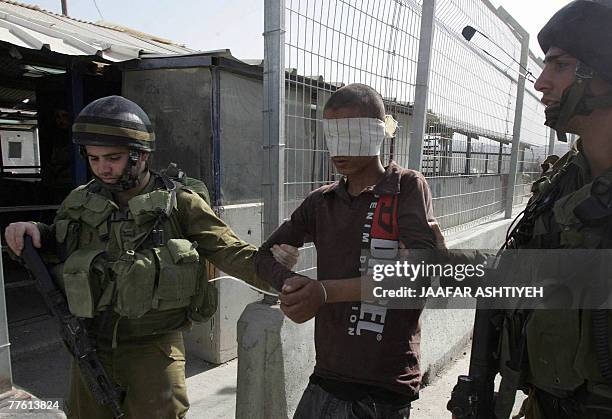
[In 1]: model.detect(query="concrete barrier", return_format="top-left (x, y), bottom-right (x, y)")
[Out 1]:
top-left (236, 301), bottom-right (315, 419)
top-left (235, 211), bottom-right (518, 417)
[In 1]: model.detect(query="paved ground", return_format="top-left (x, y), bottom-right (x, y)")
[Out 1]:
top-left (412, 346), bottom-right (472, 419)
top-left (413, 343), bottom-right (526, 419)
top-left (7, 312), bottom-right (237, 418)
top-left (6, 282), bottom-right (525, 418)
top-left (9, 331), bottom-right (524, 418)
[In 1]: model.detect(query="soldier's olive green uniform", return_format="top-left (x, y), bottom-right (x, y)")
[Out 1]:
top-left (496, 141), bottom-right (612, 419)
top-left (38, 173), bottom-right (266, 419)
top-left (470, 1), bottom-right (612, 416)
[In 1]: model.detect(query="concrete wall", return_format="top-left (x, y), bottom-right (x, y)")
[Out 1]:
top-left (428, 175), bottom-right (508, 230)
top-left (184, 203), bottom-right (266, 364)
top-left (218, 72), bottom-right (264, 204)
top-left (123, 67), bottom-right (214, 189)
top-left (419, 213), bottom-right (515, 384)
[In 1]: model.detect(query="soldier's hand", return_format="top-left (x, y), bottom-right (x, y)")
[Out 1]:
top-left (271, 244), bottom-right (300, 269)
top-left (279, 276), bottom-right (325, 323)
top-left (4, 222), bottom-right (41, 256)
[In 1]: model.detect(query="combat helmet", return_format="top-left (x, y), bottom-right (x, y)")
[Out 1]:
top-left (537, 0), bottom-right (612, 141)
top-left (73, 96), bottom-right (154, 191)
top-left (72, 95), bottom-right (155, 151)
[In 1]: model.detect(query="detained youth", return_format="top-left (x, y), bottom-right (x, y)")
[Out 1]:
top-left (256, 83), bottom-right (444, 419)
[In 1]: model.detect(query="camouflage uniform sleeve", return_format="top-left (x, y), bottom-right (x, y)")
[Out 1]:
top-left (254, 193), bottom-right (314, 291)
top-left (6, 199), bottom-right (70, 264)
top-left (35, 199), bottom-right (75, 262)
top-left (175, 189), bottom-right (268, 289)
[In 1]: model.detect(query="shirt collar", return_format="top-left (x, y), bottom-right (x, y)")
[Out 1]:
top-left (93, 170), bottom-right (156, 201)
top-left (322, 160), bottom-right (403, 199)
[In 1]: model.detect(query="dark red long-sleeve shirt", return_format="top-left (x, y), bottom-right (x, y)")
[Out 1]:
top-left (255, 162), bottom-right (441, 397)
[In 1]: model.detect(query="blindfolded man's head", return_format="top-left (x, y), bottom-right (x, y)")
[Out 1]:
top-left (322, 84), bottom-right (395, 161)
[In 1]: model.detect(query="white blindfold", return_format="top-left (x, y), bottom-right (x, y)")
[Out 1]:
top-left (322, 116), bottom-right (398, 157)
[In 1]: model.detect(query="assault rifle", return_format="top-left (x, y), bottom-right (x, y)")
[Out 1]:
top-left (447, 309), bottom-right (502, 418)
top-left (447, 152), bottom-right (575, 418)
top-left (21, 236), bottom-right (125, 418)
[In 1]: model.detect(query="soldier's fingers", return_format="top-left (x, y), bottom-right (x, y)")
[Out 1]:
top-left (5, 224), bottom-right (23, 255)
top-left (14, 225), bottom-right (25, 254)
top-left (271, 244), bottom-right (298, 269)
top-left (271, 245), bottom-right (291, 264)
top-left (279, 244), bottom-right (299, 257)
top-left (277, 244), bottom-right (299, 269)
top-left (25, 223), bottom-right (41, 248)
top-left (4, 226), bottom-right (17, 255)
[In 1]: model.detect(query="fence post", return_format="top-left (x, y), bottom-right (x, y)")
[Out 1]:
top-left (408, 0), bottom-right (436, 171)
top-left (262, 0), bottom-right (286, 238)
top-left (0, 238), bottom-right (12, 393)
top-left (497, 7), bottom-right (529, 219)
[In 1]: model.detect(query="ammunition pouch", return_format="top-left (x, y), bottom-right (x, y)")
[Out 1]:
top-left (57, 173), bottom-right (218, 323)
top-left (63, 249), bottom-right (106, 318)
top-left (152, 239), bottom-right (199, 311)
top-left (553, 171), bottom-right (612, 248)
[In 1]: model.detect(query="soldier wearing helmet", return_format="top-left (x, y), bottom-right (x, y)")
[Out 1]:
top-left (536, 0), bottom-right (612, 145)
top-left (71, 95), bottom-right (157, 193)
top-left (450, 2), bottom-right (612, 418)
top-left (4, 95), bottom-right (298, 418)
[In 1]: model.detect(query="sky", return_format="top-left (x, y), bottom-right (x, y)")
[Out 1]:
top-left (15, 0), bottom-right (572, 60)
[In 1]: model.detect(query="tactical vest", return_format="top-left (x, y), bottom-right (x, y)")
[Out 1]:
top-left (55, 173), bottom-right (217, 326)
top-left (501, 150), bottom-right (612, 402)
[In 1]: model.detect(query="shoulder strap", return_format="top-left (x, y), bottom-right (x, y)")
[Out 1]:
top-left (83, 179), bottom-right (99, 193)
top-left (360, 194), bottom-right (399, 276)
top-left (159, 163), bottom-right (211, 206)
top-left (177, 177), bottom-right (211, 206)
top-left (572, 170), bottom-right (612, 225)
top-left (504, 150), bottom-right (577, 250)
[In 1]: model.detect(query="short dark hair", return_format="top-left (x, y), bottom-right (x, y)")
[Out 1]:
top-left (323, 83), bottom-right (385, 120)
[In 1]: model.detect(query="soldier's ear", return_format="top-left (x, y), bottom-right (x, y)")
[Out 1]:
top-left (140, 152), bottom-right (150, 162)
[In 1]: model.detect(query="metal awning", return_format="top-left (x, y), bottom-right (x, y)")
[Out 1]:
top-left (0, 0), bottom-right (194, 62)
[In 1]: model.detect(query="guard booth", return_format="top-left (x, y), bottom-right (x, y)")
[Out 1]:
top-left (0, 0), bottom-right (271, 382)
top-left (120, 53), bottom-right (269, 363)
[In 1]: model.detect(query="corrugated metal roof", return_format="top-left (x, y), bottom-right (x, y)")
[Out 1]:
top-left (0, 85), bottom-right (33, 102)
top-left (0, 0), bottom-right (194, 61)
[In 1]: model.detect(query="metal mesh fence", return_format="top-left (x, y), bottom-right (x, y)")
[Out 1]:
top-left (283, 0), bottom-right (422, 216)
top-left (512, 54), bottom-right (551, 208)
top-left (514, 144), bottom-right (547, 207)
top-left (264, 0), bottom-right (552, 273)
top-left (282, 0), bottom-right (423, 275)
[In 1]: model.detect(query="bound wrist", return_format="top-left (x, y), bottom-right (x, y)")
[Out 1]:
top-left (319, 281), bottom-right (328, 304)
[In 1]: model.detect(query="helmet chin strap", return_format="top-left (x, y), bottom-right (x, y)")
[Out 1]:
top-left (547, 62), bottom-right (612, 142)
top-left (94, 150), bottom-right (148, 192)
